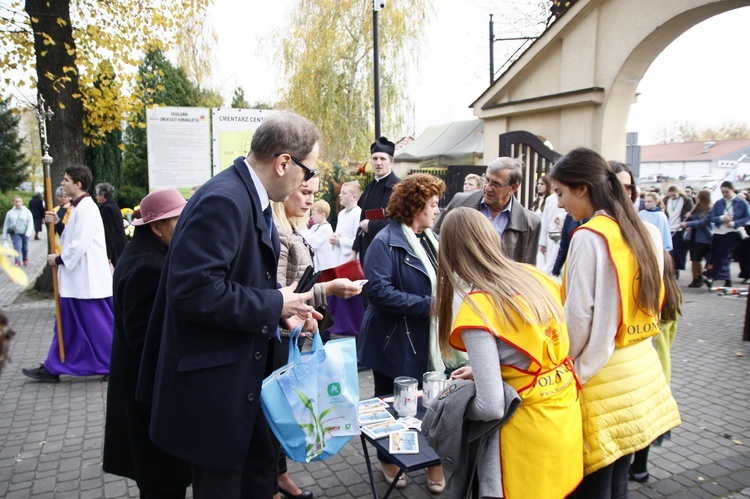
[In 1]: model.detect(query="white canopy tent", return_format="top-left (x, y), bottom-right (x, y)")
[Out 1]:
top-left (395, 120), bottom-right (484, 167)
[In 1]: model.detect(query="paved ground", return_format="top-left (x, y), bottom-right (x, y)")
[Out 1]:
top-left (1, 230), bottom-right (749, 498)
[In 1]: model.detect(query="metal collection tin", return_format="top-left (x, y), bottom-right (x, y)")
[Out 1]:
top-left (393, 376), bottom-right (418, 417)
top-left (422, 371), bottom-right (447, 407)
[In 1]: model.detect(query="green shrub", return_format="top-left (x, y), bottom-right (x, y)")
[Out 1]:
top-left (0, 191), bottom-right (32, 223)
top-left (117, 185), bottom-right (147, 210)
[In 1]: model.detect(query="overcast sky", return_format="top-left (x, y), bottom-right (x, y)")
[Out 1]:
top-left (208, 1), bottom-right (750, 146)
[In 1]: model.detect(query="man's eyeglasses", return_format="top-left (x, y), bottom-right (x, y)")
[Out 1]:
top-left (481, 175), bottom-right (511, 190)
top-left (274, 153), bottom-right (317, 181)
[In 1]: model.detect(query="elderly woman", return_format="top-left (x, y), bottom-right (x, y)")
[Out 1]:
top-left (358, 172), bottom-right (453, 493)
top-left (103, 188), bottom-right (190, 498)
top-left (52, 186), bottom-right (72, 253)
top-left (95, 182), bottom-right (128, 266)
top-left (2, 197), bottom-right (33, 266)
top-left (272, 175), bottom-right (362, 499)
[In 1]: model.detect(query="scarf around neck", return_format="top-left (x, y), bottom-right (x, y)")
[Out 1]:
top-left (400, 223), bottom-right (467, 373)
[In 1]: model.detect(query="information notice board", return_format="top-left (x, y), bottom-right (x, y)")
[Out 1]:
top-left (211, 108), bottom-right (277, 174)
top-left (146, 107), bottom-right (211, 194)
top-left (146, 107), bottom-right (275, 194)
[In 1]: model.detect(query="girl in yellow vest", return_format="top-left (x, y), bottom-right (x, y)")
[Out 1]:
top-left (549, 147), bottom-right (681, 498)
top-left (434, 207), bottom-right (583, 499)
top-left (629, 249), bottom-right (682, 483)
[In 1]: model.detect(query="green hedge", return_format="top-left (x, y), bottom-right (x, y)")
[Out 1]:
top-left (0, 191), bottom-right (33, 224)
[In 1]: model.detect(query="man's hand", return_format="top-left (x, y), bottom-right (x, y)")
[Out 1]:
top-left (44, 211), bottom-right (59, 224)
top-left (284, 312), bottom-right (322, 336)
top-left (329, 233), bottom-right (340, 246)
top-left (279, 283), bottom-right (315, 319)
top-left (47, 254), bottom-right (59, 267)
top-left (540, 245), bottom-right (547, 255)
top-left (359, 219), bottom-right (370, 233)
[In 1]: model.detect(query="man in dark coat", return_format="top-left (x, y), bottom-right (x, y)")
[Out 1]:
top-left (29, 192), bottom-right (45, 240)
top-left (103, 187), bottom-right (190, 497)
top-left (350, 137), bottom-right (401, 264)
top-left (95, 182), bottom-right (128, 266)
top-left (136, 111), bottom-right (322, 498)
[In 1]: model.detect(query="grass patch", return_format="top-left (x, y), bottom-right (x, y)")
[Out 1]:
top-left (17, 287), bottom-right (54, 304)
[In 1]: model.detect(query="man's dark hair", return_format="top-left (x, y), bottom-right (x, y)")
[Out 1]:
top-left (64, 165), bottom-right (93, 191)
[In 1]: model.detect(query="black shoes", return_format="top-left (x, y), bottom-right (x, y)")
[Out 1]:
top-left (725, 280), bottom-right (733, 287)
top-left (704, 277), bottom-right (713, 289)
top-left (688, 278), bottom-right (702, 288)
top-left (22, 364), bottom-right (60, 383)
top-left (278, 485), bottom-right (313, 499)
top-left (628, 469), bottom-right (649, 483)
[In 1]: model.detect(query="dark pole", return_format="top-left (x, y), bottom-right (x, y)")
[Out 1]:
top-left (373, 6), bottom-right (381, 140)
top-left (489, 14), bottom-right (494, 85)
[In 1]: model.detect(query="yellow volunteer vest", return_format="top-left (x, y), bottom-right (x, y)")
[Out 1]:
top-left (564, 214), bottom-right (664, 347)
top-left (52, 205), bottom-right (73, 253)
top-left (450, 268), bottom-right (583, 499)
top-left (562, 215), bottom-right (679, 474)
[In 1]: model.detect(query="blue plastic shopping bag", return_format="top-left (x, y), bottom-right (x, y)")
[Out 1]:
top-left (261, 327), bottom-right (360, 462)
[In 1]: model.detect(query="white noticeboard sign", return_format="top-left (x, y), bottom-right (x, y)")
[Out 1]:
top-left (146, 107), bottom-right (211, 192)
top-left (212, 108), bottom-right (277, 174)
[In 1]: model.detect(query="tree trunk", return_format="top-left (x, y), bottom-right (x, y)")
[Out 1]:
top-left (33, 265), bottom-right (54, 294)
top-left (25, 0), bottom-right (84, 185)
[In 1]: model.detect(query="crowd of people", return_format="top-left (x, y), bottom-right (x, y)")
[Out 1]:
top-left (630, 181), bottom-right (750, 289)
top-left (20, 109), bottom-right (748, 498)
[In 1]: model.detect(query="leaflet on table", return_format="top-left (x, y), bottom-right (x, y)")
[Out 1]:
top-left (359, 408), bottom-right (396, 426)
top-left (399, 416), bottom-right (422, 431)
top-left (389, 431), bottom-right (419, 454)
top-left (359, 397), bottom-right (389, 411)
top-left (358, 397), bottom-right (393, 426)
top-left (360, 419), bottom-right (410, 440)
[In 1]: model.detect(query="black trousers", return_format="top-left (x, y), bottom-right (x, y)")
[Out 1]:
top-left (571, 453), bottom-right (631, 499)
top-left (191, 409), bottom-right (276, 499)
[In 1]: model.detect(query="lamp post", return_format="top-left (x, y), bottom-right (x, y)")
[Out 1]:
top-left (35, 94), bottom-right (65, 363)
top-left (489, 14), bottom-right (494, 85)
top-left (373, 0), bottom-right (385, 140)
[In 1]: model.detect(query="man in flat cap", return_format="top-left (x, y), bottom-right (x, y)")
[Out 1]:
top-left (350, 137), bottom-right (401, 264)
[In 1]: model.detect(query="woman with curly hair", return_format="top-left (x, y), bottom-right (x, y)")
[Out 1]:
top-left (358, 172), bottom-right (458, 494)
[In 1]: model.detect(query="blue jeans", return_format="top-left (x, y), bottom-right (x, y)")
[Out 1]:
top-left (11, 233), bottom-right (28, 264)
